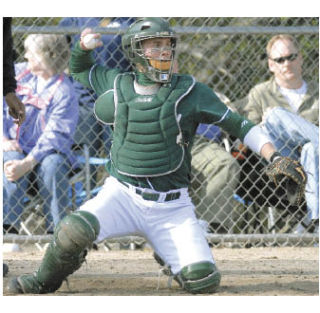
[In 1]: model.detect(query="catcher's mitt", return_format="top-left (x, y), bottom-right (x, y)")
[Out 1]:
top-left (264, 152), bottom-right (307, 206)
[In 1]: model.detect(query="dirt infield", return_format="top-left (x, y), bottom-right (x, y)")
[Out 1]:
top-left (3, 246), bottom-right (319, 296)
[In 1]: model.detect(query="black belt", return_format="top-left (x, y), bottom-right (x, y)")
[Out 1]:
top-left (118, 180), bottom-right (181, 202)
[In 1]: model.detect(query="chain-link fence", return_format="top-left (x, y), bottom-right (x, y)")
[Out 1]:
top-left (3, 17), bottom-right (319, 248)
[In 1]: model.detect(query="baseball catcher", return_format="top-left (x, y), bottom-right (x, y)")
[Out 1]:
top-left (7, 17), bottom-right (304, 295)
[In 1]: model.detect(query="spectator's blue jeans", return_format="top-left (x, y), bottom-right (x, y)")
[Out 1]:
top-left (264, 107), bottom-right (319, 222)
top-left (3, 151), bottom-right (71, 232)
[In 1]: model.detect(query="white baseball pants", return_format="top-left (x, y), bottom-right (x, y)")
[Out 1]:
top-left (79, 176), bottom-right (215, 275)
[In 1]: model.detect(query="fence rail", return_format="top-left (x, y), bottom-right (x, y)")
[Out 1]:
top-left (4, 233), bottom-right (319, 246)
top-left (13, 25), bottom-right (319, 35)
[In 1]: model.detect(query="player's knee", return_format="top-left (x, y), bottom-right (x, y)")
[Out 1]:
top-left (54, 210), bottom-right (100, 253)
top-left (175, 261), bottom-right (221, 294)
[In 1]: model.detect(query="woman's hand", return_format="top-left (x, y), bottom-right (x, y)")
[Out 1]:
top-left (4, 155), bottom-right (37, 181)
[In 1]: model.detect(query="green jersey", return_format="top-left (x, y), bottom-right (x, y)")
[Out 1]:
top-left (70, 42), bottom-right (255, 191)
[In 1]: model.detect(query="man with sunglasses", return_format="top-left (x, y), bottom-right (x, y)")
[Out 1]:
top-left (236, 34), bottom-right (319, 234)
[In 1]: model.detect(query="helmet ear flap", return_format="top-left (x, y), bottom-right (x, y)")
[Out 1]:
top-left (128, 48), bottom-right (135, 59)
top-left (124, 39), bottom-right (140, 61)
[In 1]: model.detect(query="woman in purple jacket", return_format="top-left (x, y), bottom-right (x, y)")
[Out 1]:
top-left (3, 33), bottom-right (79, 234)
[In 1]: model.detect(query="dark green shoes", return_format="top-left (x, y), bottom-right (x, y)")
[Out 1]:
top-left (7, 273), bottom-right (63, 294)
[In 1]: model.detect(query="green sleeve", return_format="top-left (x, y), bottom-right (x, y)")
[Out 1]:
top-left (69, 41), bottom-right (122, 97)
top-left (219, 110), bottom-right (255, 142)
top-left (69, 41), bottom-right (96, 90)
top-left (191, 82), bottom-right (256, 141)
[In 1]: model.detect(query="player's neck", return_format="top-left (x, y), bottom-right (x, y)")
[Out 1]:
top-left (134, 79), bottom-right (160, 95)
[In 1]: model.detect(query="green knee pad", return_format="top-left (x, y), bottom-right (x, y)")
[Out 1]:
top-left (54, 210), bottom-right (100, 253)
top-left (175, 261), bottom-right (221, 294)
top-left (36, 211), bottom-right (100, 290)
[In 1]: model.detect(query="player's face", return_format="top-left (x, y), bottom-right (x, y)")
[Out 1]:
top-left (141, 37), bottom-right (173, 71)
top-left (141, 37), bottom-right (173, 59)
top-left (268, 39), bottom-right (303, 86)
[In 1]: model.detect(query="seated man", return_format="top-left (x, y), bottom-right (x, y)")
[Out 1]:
top-left (3, 33), bottom-right (79, 234)
top-left (233, 34), bottom-right (318, 233)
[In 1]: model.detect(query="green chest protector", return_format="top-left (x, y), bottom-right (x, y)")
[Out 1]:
top-left (110, 73), bottom-right (195, 177)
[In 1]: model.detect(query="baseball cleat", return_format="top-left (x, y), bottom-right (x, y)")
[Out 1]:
top-left (7, 273), bottom-right (63, 294)
top-left (7, 274), bottom-right (40, 294)
top-left (7, 274), bottom-right (44, 294)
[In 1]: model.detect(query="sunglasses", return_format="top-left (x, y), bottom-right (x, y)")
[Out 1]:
top-left (270, 53), bottom-right (298, 64)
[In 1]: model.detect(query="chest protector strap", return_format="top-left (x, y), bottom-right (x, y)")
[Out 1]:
top-left (111, 73), bottom-right (195, 177)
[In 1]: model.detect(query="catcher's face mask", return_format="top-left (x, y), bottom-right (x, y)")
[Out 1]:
top-left (122, 17), bottom-right (177, 83)
top-left (136, 36), bottom-right (176, 81)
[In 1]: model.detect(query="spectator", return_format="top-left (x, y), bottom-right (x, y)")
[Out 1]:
top-left (59, 17), bottom-right (135, 188)
top-left (234, 34), bottom-right (319, 233)
top-left (190, 94), bottom-right (240, 233)
top-left (3, 33), bottom-right (79, 235)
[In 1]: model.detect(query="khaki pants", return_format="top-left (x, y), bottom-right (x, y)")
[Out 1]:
top-left (190, 136), bottom-right (240, 230)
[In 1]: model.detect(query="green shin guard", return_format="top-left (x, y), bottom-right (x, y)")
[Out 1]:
top-left (8, 211), bottom-right (100, 294)
top-left (175, 262), bottom-right (221, 294)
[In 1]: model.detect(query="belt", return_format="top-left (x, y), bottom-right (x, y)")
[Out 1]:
top-left (118, 180), bottom-right (181, 202)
